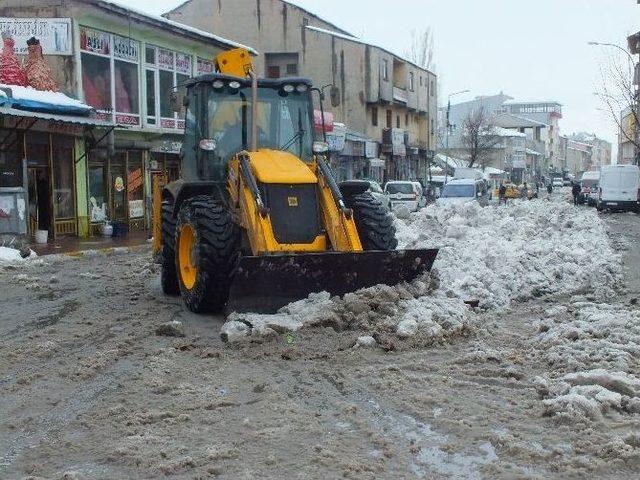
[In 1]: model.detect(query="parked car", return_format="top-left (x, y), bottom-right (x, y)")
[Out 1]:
top-left (552, 178), bottom-right (564, 189)
top-left (384, 181), bottom-right (423, 212)
top-left (412, 181), bottom-right (428, 208)
top-left (437, 179), bottom-right (490, 206)
top-left (365, 180), bottom-right (391, 210)
top-left (597, 164), bottom-right (640, 212)
top-left (579, 171), bottom-right (600, 206)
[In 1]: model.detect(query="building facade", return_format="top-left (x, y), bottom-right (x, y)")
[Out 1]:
top-left (165, 0), bottom-right (438, 183)
top-left (0, 0), bottom-right (246, 239)
top-left (618, 107), bottom-right (637, 165)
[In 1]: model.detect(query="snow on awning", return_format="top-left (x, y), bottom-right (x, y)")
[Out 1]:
top-left (0, 106), bottom-right (114, 128)
top-left (526, 148), bottom-right (543, 156)
top-left (0, 84), bottom-right (93, 116)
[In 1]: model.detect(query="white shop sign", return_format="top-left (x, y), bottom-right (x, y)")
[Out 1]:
top-left (0, 18), bottom-right (72, 55)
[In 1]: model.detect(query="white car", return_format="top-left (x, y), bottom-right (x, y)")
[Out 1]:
top-left (552, 178), bottom-right (564, 189)
top-left (436, 179), bottom-right (490, 206)
top-left (597, 164), bottom-right (640, 212)
top-left (384, 181), bottom-right (423, 212)
top-left (366, 180), bottom-right (391, 210)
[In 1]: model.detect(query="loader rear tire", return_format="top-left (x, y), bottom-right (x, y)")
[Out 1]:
top-left (345, 192), bottom-right (398, 251)
top-left (160, 202), bottom-right (180, 295)
top-left (175, 196), bottom-right (240, 313)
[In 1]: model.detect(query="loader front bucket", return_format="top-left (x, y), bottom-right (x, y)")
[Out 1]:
top-left (226, 248), bottom-right (439, 314)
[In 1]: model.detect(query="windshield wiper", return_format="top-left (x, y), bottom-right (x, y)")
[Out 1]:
top-left (280, 108), bottom-right (305, 153)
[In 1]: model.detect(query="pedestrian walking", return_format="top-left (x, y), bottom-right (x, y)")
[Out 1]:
top-left (498, 182), bottom-right (507, 205)
top-left (547, 183), bottom-right (553, 200)
top-left (572, 182), bottom-right (581, 206)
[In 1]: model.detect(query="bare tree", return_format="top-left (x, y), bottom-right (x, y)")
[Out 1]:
top-left (461, 106), bottom-right (502, 168)
top-left (595, 47), bottom-right (639, 162)
top-left (406, 28), bottom-right (435, 71)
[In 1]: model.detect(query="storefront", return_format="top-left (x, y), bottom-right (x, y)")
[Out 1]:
top-left (0, 107), bottom-right (111, 242)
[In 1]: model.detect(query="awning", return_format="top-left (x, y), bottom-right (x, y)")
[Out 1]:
top-left (0, 106), bottom-right (114, 128)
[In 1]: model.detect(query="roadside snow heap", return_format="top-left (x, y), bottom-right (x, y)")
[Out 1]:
top-left (0, 246), bottom-right (35, 264)
top-left (533, 301), bottom-right (640, 422)
top-left (396, 198), bottom-right (621, 309)
top-left (221, 198), bottom-right (622, 344)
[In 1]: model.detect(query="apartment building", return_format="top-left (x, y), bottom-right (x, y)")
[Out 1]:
top-left (165, 0), bottom-right (438, 182)
top-left (569, 132), bottom-right (612, 168)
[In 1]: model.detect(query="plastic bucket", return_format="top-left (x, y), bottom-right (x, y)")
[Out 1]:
top-left (35, 230), bottom-right (48, 244)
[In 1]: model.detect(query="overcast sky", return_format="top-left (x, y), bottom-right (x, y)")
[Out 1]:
top-left (123, 0), bottom-right (638, 155)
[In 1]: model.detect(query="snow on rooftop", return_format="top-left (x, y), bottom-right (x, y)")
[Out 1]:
top-left (98, 0), bottom-right (257, 54)
top-left (491, 126), bottom-right (526, 138)
top-left (0, 84), bottom-right (92, 111)
top-left (503, 99), bottom-right (562, 106)
top-left (305, 25), bottom-right (433, 73)
top-left (526, 148), bottom-right (543, 156)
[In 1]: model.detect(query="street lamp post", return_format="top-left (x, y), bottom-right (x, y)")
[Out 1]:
top-left (445, 89), bottom-right (470, 181)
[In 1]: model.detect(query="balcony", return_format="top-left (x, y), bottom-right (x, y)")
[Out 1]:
top-left (393, 86), bottom-right (407, 104)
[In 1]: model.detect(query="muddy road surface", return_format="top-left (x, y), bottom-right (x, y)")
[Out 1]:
top-left (1, 210), bottom-right (639, 479)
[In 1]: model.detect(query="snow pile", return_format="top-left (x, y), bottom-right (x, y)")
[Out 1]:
top-left (533, 302), bottom-right (640, 422)
top-left (395, 199), bottom-right (621, 309)
top-left (222, 276), bottom-right (472, 345)
top-left (0, 246), bottom-right (35, 264)
top-left (0, 83), bottom-right (91, 111)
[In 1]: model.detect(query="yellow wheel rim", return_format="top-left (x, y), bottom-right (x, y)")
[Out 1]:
top-left (178, 224), bottom-right (197, 290)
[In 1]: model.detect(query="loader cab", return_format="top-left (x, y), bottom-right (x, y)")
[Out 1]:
top-left (182, 74), bottom-right (316, 184)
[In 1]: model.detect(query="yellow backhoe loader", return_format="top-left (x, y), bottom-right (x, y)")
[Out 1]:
top-left (153, 48), bottom-right (438, 313)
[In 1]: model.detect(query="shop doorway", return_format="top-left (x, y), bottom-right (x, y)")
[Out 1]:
top-left (27, 167), bottom-right (52, 239)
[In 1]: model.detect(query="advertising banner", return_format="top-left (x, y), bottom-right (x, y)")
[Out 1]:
top-left (0, 18), bottom-right (72, 55)
top-left (80, 27), bottom-right (110, 55)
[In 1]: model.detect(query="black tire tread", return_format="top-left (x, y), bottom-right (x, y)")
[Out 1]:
top-left (176, 195), bottom-right (239, 313)
top-left (344, 192), bottom-right (398, 251)
top-left (160, 202), bottom-right (180, 295)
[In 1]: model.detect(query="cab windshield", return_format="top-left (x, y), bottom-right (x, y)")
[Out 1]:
top-left (442, 184), bottom-right (475, 198)
top-left (196, 84), bottom-right (314, 179)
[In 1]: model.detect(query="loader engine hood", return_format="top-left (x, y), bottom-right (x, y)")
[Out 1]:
top-left (248, 149), bottom-right (317, 184)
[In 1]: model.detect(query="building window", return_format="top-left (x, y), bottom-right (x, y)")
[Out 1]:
top-left (80, 27), bottom-right (141, 126)
top-left (405, 113), bottom-right (409, 126)
top-left (386, 109), bottom-right (392, 128)
top-left (267, 66), bottom-right (280, 78)
top-left (431, 119), bottom-right (435, 135)
top-left (396, 115), bottom-right (400, 128)
top-left (286, 63), bottom-right (298, 76)
top-left (430, 80), bottom-right (434, 96)
top-left (372, 107), bottom-right (378, 126)
top-left (382, 59), bottom-right (388, 81)
top-left (127, 151), bottom-right (144, 219)
top-left (146, 45), bottom-right (193, 130)
top-left (420, 76), bottom-right (423, 87)
top-left (409, 72), bottom-right (414, 92)
top-left (0, 131), bottom-right (24, 188)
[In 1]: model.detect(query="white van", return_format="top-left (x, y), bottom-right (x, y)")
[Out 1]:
top-left (436, 179), bottom-right (489, 207)
top-left (384, 181), bottom-right (423, 211)
top-left (597, 165), bottom-right (640, 212)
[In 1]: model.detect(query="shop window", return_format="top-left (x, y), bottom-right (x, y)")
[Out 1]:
top-left (51, 136), bottom-right (75, 219)
top-left (81, 53), bottom-right (111, 112)
top-left (89, 163), bottom-right (107, 222)
top-left (0, 131), bottom-right (24, 188)
top-left (146, 45), bottom-right (193, 130)
top-left (80, 27), bottom-right (141, 125)
top-left (146, 69), bottom-right (156, 125)
top-left (127, 151), bottom-right (144, 219)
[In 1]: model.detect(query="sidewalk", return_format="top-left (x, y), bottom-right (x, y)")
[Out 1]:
top-left (31, 230), bottom-right (150, 256)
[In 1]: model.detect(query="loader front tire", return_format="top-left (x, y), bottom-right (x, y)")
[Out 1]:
top-left (175, 196), bottom-right (239, 313)
top-left (345, 192), bottom-right (398, 251)
top-left (160, 202), bottom-right (180, 295)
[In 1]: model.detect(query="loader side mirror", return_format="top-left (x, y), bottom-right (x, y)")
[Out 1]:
top-left (330, 86), bottom-right (340, 107)
top-left (199, 139), bottom-right (217, 151)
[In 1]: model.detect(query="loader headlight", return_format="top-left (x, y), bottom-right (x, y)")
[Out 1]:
top-left (212, 80), bottom-right (225, 89)
top-left (228, 81), bottom-right (241, 89)
top-left (283, 84), bottom-right (295, 93)
top-left (296, 84), bottom-right (308, 93)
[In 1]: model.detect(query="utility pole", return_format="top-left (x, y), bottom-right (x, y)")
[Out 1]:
top-left (445, 89), bottom-right (470, 181)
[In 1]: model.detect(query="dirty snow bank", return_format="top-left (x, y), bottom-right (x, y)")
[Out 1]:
top-left (533, 301), bottom-right (640, 422)
top-left (396, 199), bottom-right (621, 309)
top-left (0, 246), bottom-right (36, 264)
top-left (222, 275), bottom-right (472, 345)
